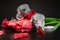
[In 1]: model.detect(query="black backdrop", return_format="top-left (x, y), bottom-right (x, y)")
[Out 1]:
top-left (0, 0), bottom-right (60, 40)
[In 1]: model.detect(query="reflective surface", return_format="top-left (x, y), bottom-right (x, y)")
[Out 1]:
top-left (0, 28), bottom-right (58, 40)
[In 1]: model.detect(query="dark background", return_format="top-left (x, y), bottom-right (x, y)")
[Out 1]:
top-left (0, 0), bottom-right (60, 40)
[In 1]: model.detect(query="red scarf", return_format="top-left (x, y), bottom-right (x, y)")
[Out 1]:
top-left (24, 10), bottom-right (36, 20)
